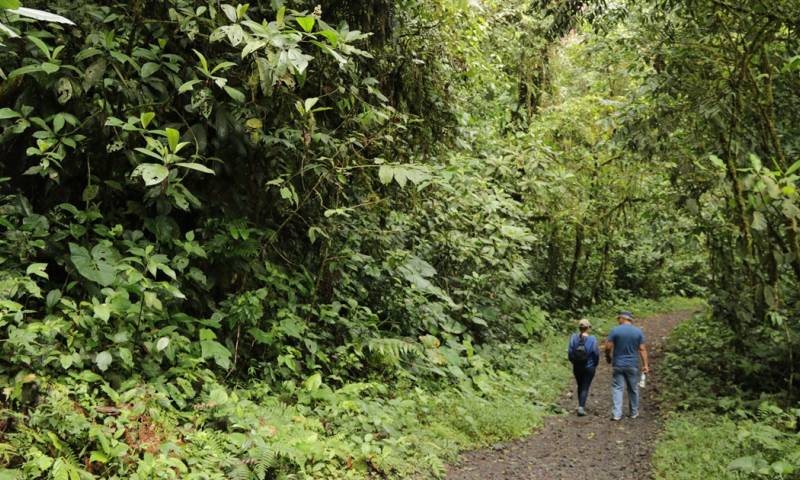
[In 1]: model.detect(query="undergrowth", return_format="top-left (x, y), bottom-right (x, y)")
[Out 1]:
top-left (0, 298), bottom-right (685, 479)
top-left (654, 312), bottom-right (800, 480)
top-left (0, 328), bottom-right (570, 479)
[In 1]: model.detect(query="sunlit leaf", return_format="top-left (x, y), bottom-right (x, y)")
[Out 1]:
top-left (132, 163), bottom-right (169, 186)
top-left (95, 351), bottom-right (112, 371)
top-left (296, 16), bottom-right (315, 32)
top-left (26, 262), bottom-right (48, 279)
top-left (10, 7), bottom-right (74, 25)
top-left (175, 162), bottom-right (215, 175)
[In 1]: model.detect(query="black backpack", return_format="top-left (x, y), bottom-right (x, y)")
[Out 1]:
top-left (573, 334), bottom-right (589, 364)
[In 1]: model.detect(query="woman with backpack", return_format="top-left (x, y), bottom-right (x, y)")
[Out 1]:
top-left (567, 318), bottom-right (600, 416)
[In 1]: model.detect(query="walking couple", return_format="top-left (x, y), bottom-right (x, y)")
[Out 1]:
top-left (566, 311), bottom-right (650, 420)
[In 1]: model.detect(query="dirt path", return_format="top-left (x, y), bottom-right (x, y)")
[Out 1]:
top-left (446, 310), bottom-right (696, 480)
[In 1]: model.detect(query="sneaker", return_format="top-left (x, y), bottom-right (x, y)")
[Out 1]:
top-left (630, 412), bottom-right (639, 419)
top-left (577, 407), bottom-right (586, 416)
top-left (611, 416), bottom-right (622, 421)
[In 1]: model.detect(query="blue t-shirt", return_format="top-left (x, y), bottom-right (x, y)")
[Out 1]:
top-left (608, 323), bottom-right (646, 368)
top-left (567, 334), bottom-right (600, 369)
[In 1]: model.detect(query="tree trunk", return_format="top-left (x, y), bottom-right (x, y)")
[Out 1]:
top-left (565, 223), bottom-right (584, 306)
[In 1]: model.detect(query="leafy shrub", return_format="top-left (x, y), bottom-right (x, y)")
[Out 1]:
top-left (656, 311), bottom-right (800, 480)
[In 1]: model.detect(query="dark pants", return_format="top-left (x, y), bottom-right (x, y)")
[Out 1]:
top-left (573, 365), bottom-right (596, 408)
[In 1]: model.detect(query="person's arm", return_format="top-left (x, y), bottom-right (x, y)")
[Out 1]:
top-left (639, 343), bottom-right (650, 374)
top-left (604, 339), bottom-right (614, 364)
top-left (591, 336), bottom-right (600, 366)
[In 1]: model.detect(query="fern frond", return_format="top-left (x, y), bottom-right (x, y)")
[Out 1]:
top-left (249, 444), bottom-right (276, 479)
top-left (367, 337), bottom-right (423, 365)
top-left (227, 462), bottom-right (252, 480)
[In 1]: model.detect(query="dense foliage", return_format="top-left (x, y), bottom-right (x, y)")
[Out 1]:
top-left (0, 0), bottom-right (796, 477)
top-left (656, 312), bottom-right (800, 479)
top-left (618, 0), bottom-right (800, 398)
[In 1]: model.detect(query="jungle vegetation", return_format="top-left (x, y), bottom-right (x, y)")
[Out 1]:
top-left (0, 0), bottom-right (797, 478)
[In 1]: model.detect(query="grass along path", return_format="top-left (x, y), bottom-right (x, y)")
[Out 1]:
top-left (445, 309), bottom-right (700, 480)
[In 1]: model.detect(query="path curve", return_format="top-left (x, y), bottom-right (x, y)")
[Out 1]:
top-left (446, 310), bottom-right (696, 480)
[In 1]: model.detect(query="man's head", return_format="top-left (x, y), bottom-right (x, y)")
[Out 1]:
top-left (578, 318), bottom-right (592, 332)
top-left (617, 311), bottom-right (634, 324)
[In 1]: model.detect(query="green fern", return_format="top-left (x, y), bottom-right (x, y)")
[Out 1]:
top-left (226, 463), bottom-right (252, 480)
top-left (225, 441), bottom-right (276, 480)
top-left (367, 337), bottom-right (423, 365)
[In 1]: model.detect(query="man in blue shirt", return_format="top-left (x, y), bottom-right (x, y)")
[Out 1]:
top-left (605, 311), bottom-right (650, 420)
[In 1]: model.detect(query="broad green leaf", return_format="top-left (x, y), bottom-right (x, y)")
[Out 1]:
top-left (201, 340), bottom-right (231, 369)
top-left (319, 29), bottom-right (338, 46)
top-left (95, 351), bottom-right (113, 371)
top-left (192, 49), bottom-right (209, 73)
top-left (199, 328), bottom-right (216, 341)
top-left (221, 24), bottom-right (245, 46)
top-left (75, 46), bottom-right (102, 62)
top-left (749, 153), bottom-right (762, 172)
top-left (304, 97), bottom-right (319, 112)
top-left (223, 86), bottom-right (245, 103)
top-left (93, 303), bottom-right (111, 321)
top-left (771, 461), bottom-right (795, 475)
top-left (242, 40), bottom-right (266, 58)
top-left (131, 163), bottom-right (169, 186)
top-left (40, 62), bottom-right (59, 74)
top-left (141, 62), bottom-right (160, 78)
top-left (178, 79), bottom-right (201, 93)
top-left (165, 128), bottom-right (180, 152)
top-left (296, 16), bottom-right (315, 32)
top-left (785, 159), bottom-right (800, 176)
top-left (210, 61), bottom-right (236, 75)
top-left (394, 168), bottom-right (408, 187)
top-left (378, 165), bottom-right (393, 185)
top-left (46, 289), bottom-right (61, 309)
top-left (134, 147), bottom-right (164, 162)
top-left (118, 347), bottom-right (133, 366)
top-left (8, 64), bottom-right (41, 78)
top-left (140, 111), bottom-right (155, 128)
top-left (245, 118), bottom-right (262, 129)
top-left (81, 183), bottom-right (98, 201)
top-left (286, 47), bottom-right (311, 73)
top-left (176, 162), bottom-right (215, 174)
top-left (304, 372), bottom-right (322, 391)
top-left (89, 451), bottom-right (109, 464)
top-left (9, 7), bottom-right (74, 25)
top-left (208, 386), bottom-right (228, 405)
top-left (26, 262), bottom-right (48, 279)
top-left (69, 243), bottom-right (116, 286)
top-left (0, 21), bottom-right (19, 38)
top-left (144, 291), bottom-right (162, 311)
top-left (276, 6), bottom-right (286, 26)
top-left (26, 35), bottom-right (51, 59)
top-left (156, 336), bottom-right (170, 351)
top-left (173, 141), bottom-right (191, 154)
top-left (0, 108), bottom-right (20, 120)
top-left (220, 4), bottom-right (237, 22)
top-left (471, 316), bottom-right (489, 327)
top-left (53, 113), bottom-right (65, 133)
top-left (0, 0), bottom-right (21, 9)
